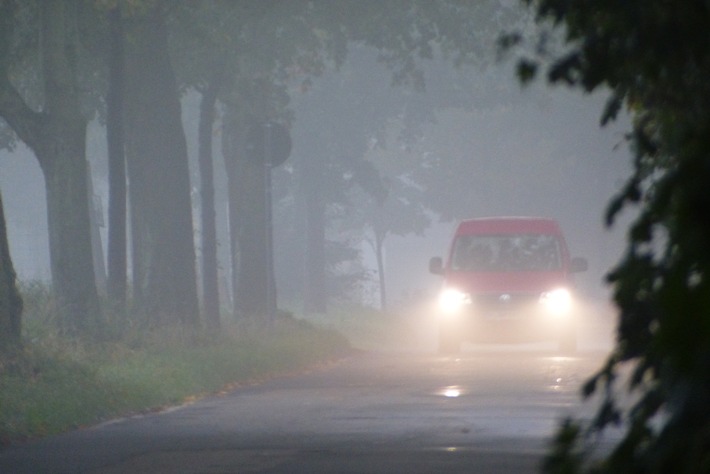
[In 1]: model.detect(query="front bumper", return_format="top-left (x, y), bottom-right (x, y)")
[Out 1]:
top-left (437, 290), bottom-right (576, 343)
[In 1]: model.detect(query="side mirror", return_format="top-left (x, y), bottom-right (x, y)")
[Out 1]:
top-left (570, 257), bottom-right (588, 273)
top-left (429, 256), bottom-right (444, 275)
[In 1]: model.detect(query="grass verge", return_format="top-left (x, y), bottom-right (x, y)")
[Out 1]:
top-left (294, 302), bottom-right (435, 352)
top-left (0, 318), bottom-right (351, 445)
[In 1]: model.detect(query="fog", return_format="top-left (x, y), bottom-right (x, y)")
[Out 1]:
top-left (0, 27), bottom-right (632, 317)
top-left (381, 82), bottom-right (632, 307)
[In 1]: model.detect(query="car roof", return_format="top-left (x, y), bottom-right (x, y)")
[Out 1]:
top-left (455, 216), bottom-right (562, 235)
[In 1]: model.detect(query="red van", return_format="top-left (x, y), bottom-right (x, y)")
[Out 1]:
top-left (429, 217), bottom-right (587, 353)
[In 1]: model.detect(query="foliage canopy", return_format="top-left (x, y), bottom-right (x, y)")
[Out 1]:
top-left (510, 0), bottom-right (710, 472)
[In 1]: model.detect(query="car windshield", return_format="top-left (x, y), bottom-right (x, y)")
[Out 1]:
top-left (450, 233), bottom-right (562, 272)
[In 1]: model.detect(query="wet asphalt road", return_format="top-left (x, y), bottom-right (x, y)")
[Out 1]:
top-left (0, 345), bottom-right (611, 474)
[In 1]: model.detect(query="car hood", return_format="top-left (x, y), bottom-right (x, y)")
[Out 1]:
top-left (444, 270), bottom-right (568, 294)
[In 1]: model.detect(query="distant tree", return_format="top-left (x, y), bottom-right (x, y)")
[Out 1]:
top-left (195, 68), bottom-right (225, 331)
top-left (0, 190), bottom-right (21, 352)
top-left (222, 98), bottom-right (274, 319)
top-left (170, 1), bottom-right (330, 322)
top-left (221, 80), bottom-right (292, 319)
top-left (289, 46), bottom-right (460, 314)
top-left (289, 48), bottom-right (400, 314)
top-left (507, 1), bottom-right (710, 472)
top-left (168, 1), bottom-right (239, 328)
top-left (345, 121), bottom-right (431, 311)
top-left (165, 1), bottom-right (523, 320)
top-left (123, 2), bottom-right (198, 327)
top-left (0, 0), bottom-right (101, 336)
top-left (105, 4), bottom-right (127, 314)
top-left (289, 49), bottom-right (501, 312)
top-left (290, 1), bottom-right (525, 313)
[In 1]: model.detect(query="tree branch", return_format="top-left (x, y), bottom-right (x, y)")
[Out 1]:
top-left (0, 0), bottom-right (43, 154)
top-left (0, 77), bottom-right (44, 153)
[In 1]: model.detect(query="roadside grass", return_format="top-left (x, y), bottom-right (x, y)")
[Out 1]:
top-left (0, 283), bottom-right (351, 445)
top-left (294, 302), bottom-right (436, 352)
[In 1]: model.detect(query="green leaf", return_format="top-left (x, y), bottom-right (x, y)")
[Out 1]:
top-left (516, 58), bottom-right (538, 84)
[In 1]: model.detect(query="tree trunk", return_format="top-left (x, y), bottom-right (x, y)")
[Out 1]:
top-left (302, 155), bottom-right (327, 314)
top-left (87, 163), bottom-right (107, 295)
top-left (123, 3), bottom-right (198, 327)
top-left (198, 70), bottom-right (224, 331)
top-left (373, 229), bottom-right (387, 312)
top-left (222, 117), bottom-right (240, 316)
top-left (0, 1), bottom-right (100, 337)
top-left (40, 0), bottom-right (101, 336)
top-left (222, 109), bottom-right (270, 319)
top-left (0, 191), bottom-right (22, 352)
top-left (39, 120), bottom-right (100, 335)
top-left (106, 5), bottom-right (127, 312)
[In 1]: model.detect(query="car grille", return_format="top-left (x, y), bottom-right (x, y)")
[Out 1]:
top-left (472, 293), bottom-right (539, 318)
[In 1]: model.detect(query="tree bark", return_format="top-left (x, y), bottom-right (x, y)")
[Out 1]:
top-left (0, 190), bottom-right (22, 352)
top-left (302, 155), bottom-right (327, 314)
top-left (123, 2), bottom-right (199, 327)
top-left (87, 163), bottom-right (107, 295)
top-left (373, 228), bottom-right (387, 312)
top-left (222, 108), bottom-right (270, 319)
top-left (222, 115), bottom-right (240, 317)
top-left (198, 70), bottom-right (224, 331)
top-left (0, 0), bottom-right (100, 337)
top-left (106, 5), bottom-right (127, 312)
top-left (39, 115), bottom-right (99, 335)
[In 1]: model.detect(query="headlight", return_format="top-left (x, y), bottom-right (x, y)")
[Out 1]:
top-left (438, 288), bottom-right (471, 314)
top-left (540, 288), bottom-right (572, 315)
